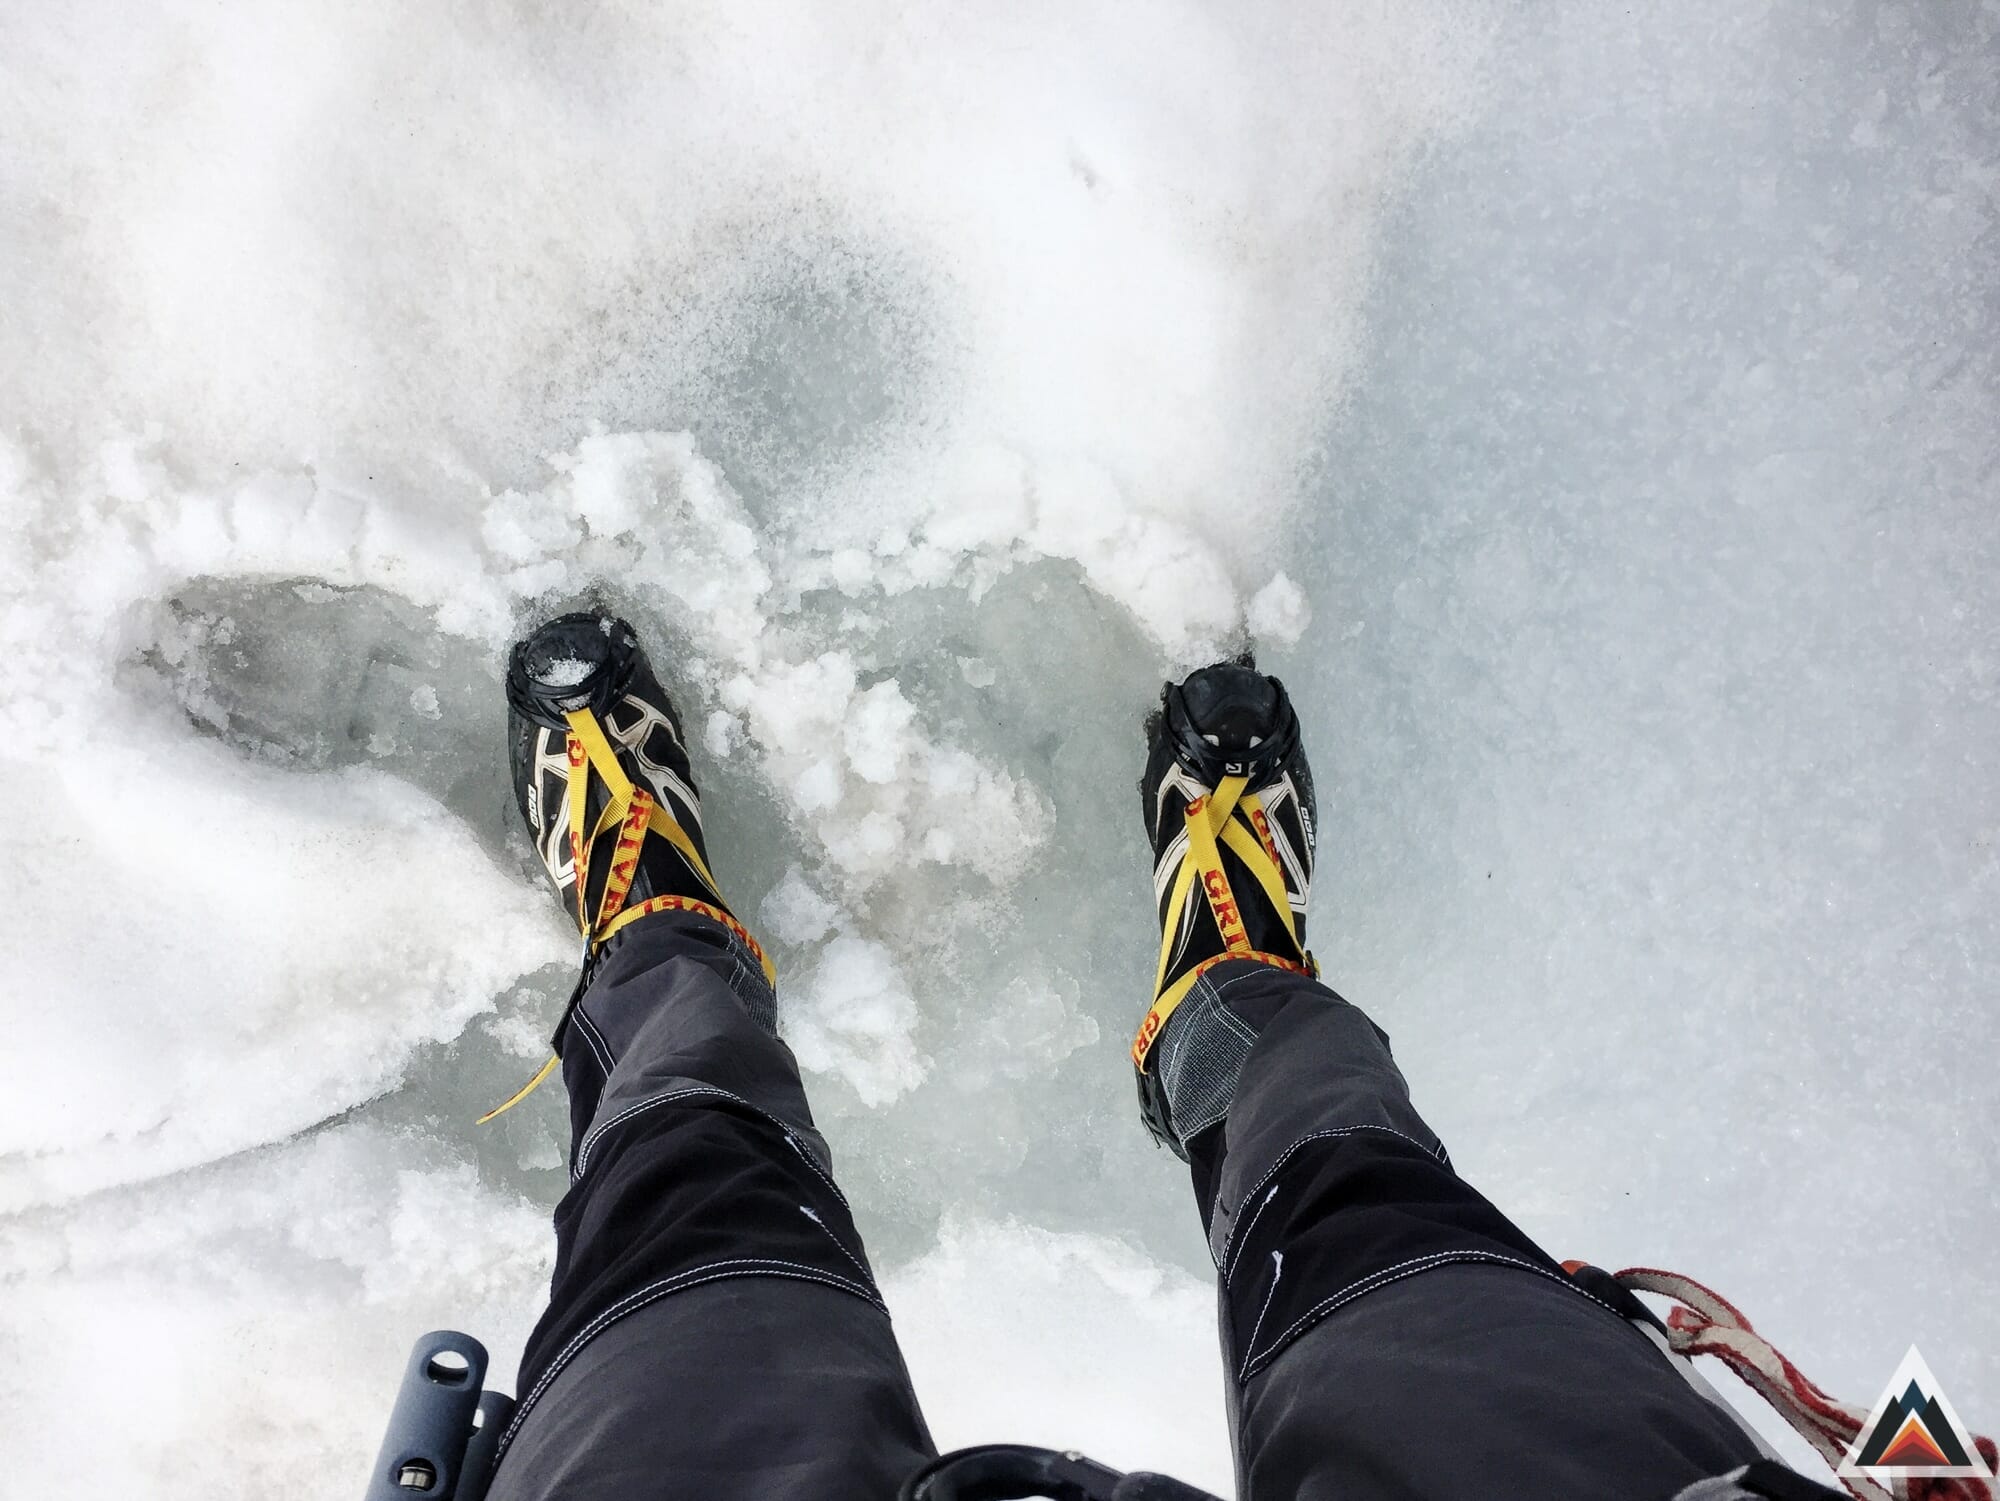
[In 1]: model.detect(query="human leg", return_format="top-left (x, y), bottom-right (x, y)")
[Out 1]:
top-left (1171, 965), bottom-right (1762, 1501)
top-left (484, 614), bottom-right (933, 1501)
top-left (1134, 664), bottom-right (1763, 1501)
top-left (485, 913), bottom-right (933, 1501)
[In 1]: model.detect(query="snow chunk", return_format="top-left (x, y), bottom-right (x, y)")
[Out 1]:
top-left (761, 866), bottom-right (841, 946)
top-left (482, 490), bottom-right (581, 565)
top-left (962, 975), bottom-right (1100, 1081)
top-left (533, 656), bottom-right (595, 688)
top-left (844, 680), bottom-right (918, 784)
top-left (1247, 571), bottom-right (1311, 647)
top-left (792, 759), bottom-right (843, 813)
top-left (703, 709), bottom-right (741, 758)
top-left (785, 935), bottom-right (926, 1106)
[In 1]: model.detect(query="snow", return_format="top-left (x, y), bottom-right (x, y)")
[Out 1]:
top-left (786, 933), bottom-right (928, 1108)
top-left (528, 657), bottom-right (595, 689)
top-left (760, 865), bottom-right (842, 947)
top-left (885, 1216), bottom-right (1230, 1495)
top-left (2, 0), bottom-right (1995, 1497)
top-left (1245, 572), bottom-right (1311, 651)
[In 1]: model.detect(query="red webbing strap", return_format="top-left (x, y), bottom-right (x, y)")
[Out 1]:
top-left (1613, 1267), bottom-right (1996, 1501)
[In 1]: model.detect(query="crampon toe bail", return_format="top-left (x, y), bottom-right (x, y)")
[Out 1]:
top-left (505, 612), bottom-right (641, 730)
top-left (1162, 660), bottom-right (1303, 788)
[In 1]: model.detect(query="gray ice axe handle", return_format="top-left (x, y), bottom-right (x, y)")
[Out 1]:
top-left (365, 1331), bottom-right (517, 1501)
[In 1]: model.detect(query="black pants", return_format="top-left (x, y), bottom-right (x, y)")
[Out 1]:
top-left (484, 913), bottom-right (1762, 1501)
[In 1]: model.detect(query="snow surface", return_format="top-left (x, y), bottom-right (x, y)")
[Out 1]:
top-left (2, 1), bottom-right (1995, 1496)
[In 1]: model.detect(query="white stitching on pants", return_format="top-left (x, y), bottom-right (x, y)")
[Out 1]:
top-left (798, 1205), bottom-right (872, 1281)
top-left (1237, 1250), bottom-right (1625, 1382)
top-left (1214, 1003), bottom-right (1259, 1047)
top-left (568, 1008), bottom-right (614, 1074)
top-left (571, 1008), bottom-right (617, 1073)
top-left (1200, 967), bottom-right (1264, 1043)
top-left (493, 1259), bottom-right (886, 1461)
top-left (718, 942), bottom-right (776, 1016)
top-left (1216, 1124), bottom-right (1451, 1277)
top-left (784, 1130), bottom-right (852, 1211)
top-left (1224, 1183), bottom-right (1284, 1285)
top-left (1160, 974), bottom-right (1254, 1100)
top-left (572, 1085), bottom-right (748, 1180)
top-left (1243, 1251), bottom-right (1285, 1365)
top-left (1208, 964), bottom-right (1295, 1021)
top-left (512, 1257), bottom-right (880, 1428)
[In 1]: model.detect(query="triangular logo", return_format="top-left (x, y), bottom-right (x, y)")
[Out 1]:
top-left (1839, 1346), bottom-right (1993, 1480)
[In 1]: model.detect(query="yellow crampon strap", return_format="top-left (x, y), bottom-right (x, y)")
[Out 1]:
top-left (476, 1055), bottom-right (560, 1126)
top-left (563, 708), bottom-right (729, 933)
top-left (480, 707), bottom-right (772, 1124)
top-left (595, 787), bottom-right (654, 930)
top-left (1133, 774), bottom-right (1313, 1073)
top-left (566, 709), bottom-right (728, 917)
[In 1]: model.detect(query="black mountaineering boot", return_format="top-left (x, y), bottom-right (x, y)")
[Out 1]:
top-left (506, 610), bottom-right (762, 950)
top-left (484, 611), bottom-right (772, 1121)
top-left (1134, 659), bottom-right (1318, 1145)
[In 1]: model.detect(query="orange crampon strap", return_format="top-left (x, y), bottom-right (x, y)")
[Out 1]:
top-left (1132, 772), bottom-right (1314, 1073)
top-left (601, 893), bottom-right (775, 986)
top-left (480, 706), bottom-right (776, 1124)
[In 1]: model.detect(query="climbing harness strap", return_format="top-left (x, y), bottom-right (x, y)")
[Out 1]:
top-left (1133, 773), bottom-right (1315, 1073)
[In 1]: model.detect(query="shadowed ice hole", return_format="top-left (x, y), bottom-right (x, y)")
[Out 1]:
top-left (130, 566), bottom-right (1229, 1273)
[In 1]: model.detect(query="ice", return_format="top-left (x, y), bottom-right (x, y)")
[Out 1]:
top-left (3, 0), bottom-right (1995, 1496)
top-left (885, 1216), bottom-right (1231, 1496)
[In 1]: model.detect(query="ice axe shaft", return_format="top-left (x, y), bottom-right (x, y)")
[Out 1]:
top-left (364, 1331), bottom-right (516, 1501)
